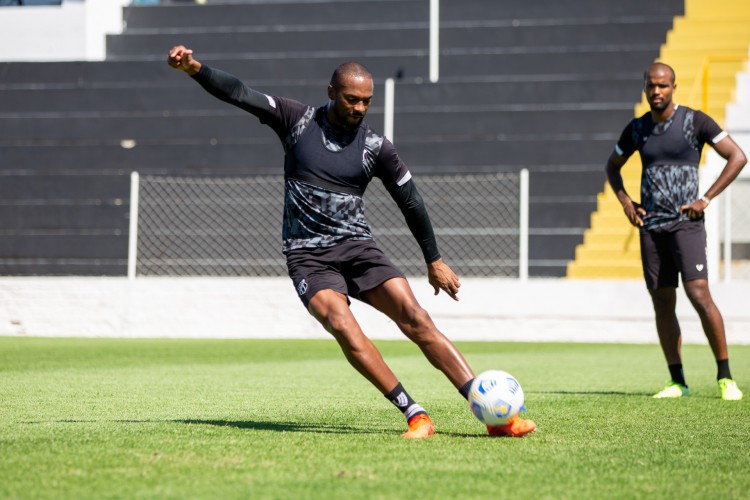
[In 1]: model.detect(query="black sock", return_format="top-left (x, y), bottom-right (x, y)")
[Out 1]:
top-left (668, 364), bottom-right (687, 387)
top-left (384, 382), bottom-right (426, 421)
top-left (716, 358), bottom-right (732, 380)
top-left (458, 378), bottom-right (474, 400)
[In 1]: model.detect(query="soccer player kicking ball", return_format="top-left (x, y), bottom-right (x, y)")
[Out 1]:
top-left (167, 46), bottom-right (536, 437)
top-left (606, 62), bottom-right (746, 400)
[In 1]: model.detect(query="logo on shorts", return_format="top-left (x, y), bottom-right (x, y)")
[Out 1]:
top-left (696, 264), bottom-right (704, 272)
top-left (296, 279), bottom-right (308, 296)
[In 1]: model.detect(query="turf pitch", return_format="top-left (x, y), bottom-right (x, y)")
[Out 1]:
top-left (1, 337), bottom-right (748, 499)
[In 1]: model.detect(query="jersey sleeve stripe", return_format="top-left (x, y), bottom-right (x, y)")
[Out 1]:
top-left (615, 144), bottom-right (624, 156)
top-left (712, 130), bottom-right (728, 144)
top-left (397, 171), bottom-right (412, 186)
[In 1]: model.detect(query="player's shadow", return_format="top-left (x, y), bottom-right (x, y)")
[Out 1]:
top-left (17, 419), bottom-right (512, 439)
top-left (18, 419), bottom-right (386, 435)
top-left (174, 419), bottom-right (387, 435)
top-left (178, 419), bottom-right (495, 439)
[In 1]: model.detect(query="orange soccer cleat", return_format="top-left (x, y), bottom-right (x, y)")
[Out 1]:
top-left (401, 414), bottom-right (435, 439)
top-left (486, 415), bottom-right (537, 437)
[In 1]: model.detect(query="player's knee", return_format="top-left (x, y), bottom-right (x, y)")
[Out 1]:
top-left (322, 309), bottom-right (355, 335)
top-left (684, 281), bottom-right (714, 312)
top-left (649, 288), bottom-right (676, 310)
top-left (687, 290), bottom-right (715, 314)
top-left (398, 304), bottom-right (433, 334)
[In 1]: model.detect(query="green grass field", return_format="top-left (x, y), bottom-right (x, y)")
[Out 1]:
top-left (1, 337), bottom-right (748, 499)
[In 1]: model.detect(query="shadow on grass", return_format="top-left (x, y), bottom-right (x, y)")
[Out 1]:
top-left (18, 418), bottom-right (491, 438)
top-left (174, 419), bottom-right (388, 435)
top-left (176, 420), bottom-right (497, 439)
top-left (531, 390), bottom-right (653, 397)
top-left (18, 418), bottom-right (388, 435)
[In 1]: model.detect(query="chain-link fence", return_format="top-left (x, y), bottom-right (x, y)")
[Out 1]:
top-left (133, 173), bottom-right (523, 277)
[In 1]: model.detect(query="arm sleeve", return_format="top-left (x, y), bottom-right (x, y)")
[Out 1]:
top-left (385, 178), bottom-right (441, 264)
top-left (693, 110), bottom-right (726, 146)
top-left (191, 65), bottom-right (274, 119)
top-left (614, 121), bottom-right (636, 158)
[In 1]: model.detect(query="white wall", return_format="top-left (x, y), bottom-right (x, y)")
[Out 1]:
top-left (0, 0), bottom-right (129, 61)
top-left (1, 277), bottom-right (749, 344)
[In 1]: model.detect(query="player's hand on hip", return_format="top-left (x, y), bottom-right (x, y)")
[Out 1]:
top-left (427, 258), bottom-right (461, 301)
top-left (679, 199), bottom-right (708, 220)
top-left (623, 200), bottom-right (645, 227)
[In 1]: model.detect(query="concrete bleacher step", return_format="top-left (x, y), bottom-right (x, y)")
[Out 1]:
top-left (1, 109), bottom-right (634, 143)
top-left (0, 46), bottom-right (658, 86)
top-left (121, 0), bottom-right (426, 30)
top-left (106, 28), bottom-right (427, 59)
top-left (582, 229), bottom-right (639, 247)
top-left (683, 0), bottom-right (750, 18)
top-left (0, 260), bottom-right (126, 276)
top-left (567, 260), bottom-right (642, 279)
top-left (0, 174), bottom-right (128, 199)
top-left (106, 21), bottom-right (674, 59)
top-left (0, 78), bottom-right (642, 113)
top-left (438, 0), bottom-right (682, 20)
top-left (121, 0), bottom-right (681, 31)
top-left (0, 136), bottom-right (618, 172)
top-left (0, 205), bottom-right (128, 230)
top-left (575, 246), bottom-right (640, 261)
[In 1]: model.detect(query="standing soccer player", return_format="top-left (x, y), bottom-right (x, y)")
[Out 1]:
top-left (605, 62), bottom-right (746, 400)
top-left (167, 46), bottom-right (537, 437)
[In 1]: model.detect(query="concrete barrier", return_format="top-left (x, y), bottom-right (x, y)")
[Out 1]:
top-left (1, 277), bottom-right (748, 345)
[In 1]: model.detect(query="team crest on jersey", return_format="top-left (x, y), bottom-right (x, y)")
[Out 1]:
top-left (296, 279), bottom-right (308, 296)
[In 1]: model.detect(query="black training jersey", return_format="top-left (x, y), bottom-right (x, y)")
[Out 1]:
top-left (190, 66), bottom-right (421, 255)
top-left (264, 97), bottom-right (411, 252)
top-left (615, 105), bottom-right (726, 231)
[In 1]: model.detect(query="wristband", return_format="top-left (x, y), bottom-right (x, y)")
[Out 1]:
top-left (700, 196), bottom-right (711, 207)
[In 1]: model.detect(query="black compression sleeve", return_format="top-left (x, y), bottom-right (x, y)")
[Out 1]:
top-left (191, 65), bottom-right (273, 118)
top-left (386, 179), bottom-right (441, 264)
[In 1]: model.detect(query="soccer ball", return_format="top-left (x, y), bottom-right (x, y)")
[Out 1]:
top-left (468, 370), bottom-right (525, 426)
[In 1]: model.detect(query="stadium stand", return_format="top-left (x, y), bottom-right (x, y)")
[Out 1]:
top-left (0, 0), bottom-right (683, 276)
top-left (568, 0), bottom-right (750, 279)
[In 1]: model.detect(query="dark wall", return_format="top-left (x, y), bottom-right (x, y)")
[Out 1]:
top-left (0, 0), bottom-right (685, 276)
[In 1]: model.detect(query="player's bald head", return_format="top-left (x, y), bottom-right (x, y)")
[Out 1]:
top-left (644, 62), bottom-right (676, 84)
top-left (330, 61), bottom-right (373, 89)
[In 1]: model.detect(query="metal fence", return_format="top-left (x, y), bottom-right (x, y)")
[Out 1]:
top-left (130, 172), bottom-right (527, 278)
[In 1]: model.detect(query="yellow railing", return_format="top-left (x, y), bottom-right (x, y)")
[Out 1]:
top-left (685, 55), bottom-right (748, 114)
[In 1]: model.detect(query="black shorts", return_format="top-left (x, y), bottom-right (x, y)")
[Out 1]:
top-left (285, 238), bottom-right (405, 308)
top-left (640, 219), bottom-right (708, 289)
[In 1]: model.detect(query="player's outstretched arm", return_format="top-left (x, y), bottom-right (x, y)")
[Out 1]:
top-left (166, 46), bottom-right (274, 117)
top-left (605, 151), bottom-right (645, 227)
top-left (167, 45), bottom-right (201, 76)
top-left (427, 258), bottom-right (461, 301)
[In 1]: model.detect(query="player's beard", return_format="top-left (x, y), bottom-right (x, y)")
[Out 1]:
top-left (648, 97), bottom-right (669, 112)
top-left (328, 102), bottom-right (363, 131)
top-left (344, 113), bottom-right (364, 130)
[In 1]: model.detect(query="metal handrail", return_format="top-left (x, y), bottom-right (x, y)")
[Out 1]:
top-left (686, 54), bottom-right (748, 112)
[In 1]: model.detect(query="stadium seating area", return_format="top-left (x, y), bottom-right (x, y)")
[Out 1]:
top-left (0, 0), bottom-right (684, 276)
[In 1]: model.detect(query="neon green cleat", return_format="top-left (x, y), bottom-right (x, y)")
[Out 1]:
top-left (653, 381), bottom-right (691, 398)
top-left (718, 378), bottom-right (743, 401)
